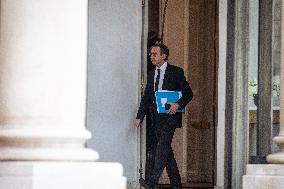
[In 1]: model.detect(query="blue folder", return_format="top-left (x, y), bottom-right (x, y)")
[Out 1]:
top-left (155, 90), bottom-right (185, 113)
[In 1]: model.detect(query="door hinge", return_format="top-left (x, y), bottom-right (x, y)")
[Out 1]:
top-left (140, 74), bottom-right (145, 95)
top-left (141, 0), bottom-right (145, 7)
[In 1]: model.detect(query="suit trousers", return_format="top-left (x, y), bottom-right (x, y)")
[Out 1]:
top-left (149, 114), bottom-right (181, 187)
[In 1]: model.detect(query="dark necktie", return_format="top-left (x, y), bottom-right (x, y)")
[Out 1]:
top-left (155, 69), bottom-right (160, 91)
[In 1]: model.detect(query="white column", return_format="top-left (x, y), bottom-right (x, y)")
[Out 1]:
top-left (0, 0), bottom-right (97, 161)
top-left (0, 1), bottom-right (126, 188)
top-left (267, 0), bottom-right (284, 164)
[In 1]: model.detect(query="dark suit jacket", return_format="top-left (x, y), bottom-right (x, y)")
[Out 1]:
top-left (136, 63), bottom-right (193, 128)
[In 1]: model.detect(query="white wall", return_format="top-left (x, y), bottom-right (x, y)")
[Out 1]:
top-left (87, 1), bottom-right (142, 188)
top-left (216, 0), bottom-right (227, 188)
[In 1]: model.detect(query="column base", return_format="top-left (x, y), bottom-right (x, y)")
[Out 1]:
top-left (267, 152), bottom-right (284, 163)
top-left (0, 161), bottom-right (126, 189)
top-left (214, 186), bottom-right (224, 189)
top-left (243, 164), bottom-right (284, 189)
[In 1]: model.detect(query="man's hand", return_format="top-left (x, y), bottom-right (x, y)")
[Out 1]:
top-left (168, 103), bottom-right (180, 115)
top-left (133, 119), bottom-right (142, 128)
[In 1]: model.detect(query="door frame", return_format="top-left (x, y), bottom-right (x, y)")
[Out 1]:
top-left (143, 0), bottom-right (220, 188)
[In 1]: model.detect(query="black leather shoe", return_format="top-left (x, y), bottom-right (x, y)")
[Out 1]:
top-left (145, 185), bottom-right (154, 189)
top-left (139, 178), bottom-right (146, 187)
top-left (172, 186), bottom-right (182, 189)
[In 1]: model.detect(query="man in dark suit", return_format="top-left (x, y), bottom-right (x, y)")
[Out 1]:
top-left (134, 43), bottom-right (193, 189)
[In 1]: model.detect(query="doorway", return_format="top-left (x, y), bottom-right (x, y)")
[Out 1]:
top-left (145, 0), bottom-right (218, 188)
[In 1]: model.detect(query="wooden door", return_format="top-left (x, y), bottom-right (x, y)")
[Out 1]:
top-left (158, 0), bottom-right (217, 187)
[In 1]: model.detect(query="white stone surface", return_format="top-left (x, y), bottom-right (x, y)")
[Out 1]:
top-left (217, 0), bottom-right (227, 188)
top-left (0, 162), bottom-right (126, 189)
top-left (0, 0), bottom-right (98, 161)
top-left (0, 0), bottom-right (88, 127)
top-left (243, 165), bottom-right (284, 189)
top-left (87, 0), bottom-right (142, 186)
top-left (0, 1), bottom-right (126, 189)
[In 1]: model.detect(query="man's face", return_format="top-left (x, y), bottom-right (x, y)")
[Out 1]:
top-left (150, 47), bottom-right (166, 67)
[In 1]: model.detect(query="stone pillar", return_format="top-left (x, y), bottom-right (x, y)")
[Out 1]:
top-left (0, 0), bottom-right (125, 188)
top-left (243, 1), bottom-right (284, 188)
top-left (0, 0), bottom-right (97, 161)
top-left (266, 0), bottom-right (284, 164)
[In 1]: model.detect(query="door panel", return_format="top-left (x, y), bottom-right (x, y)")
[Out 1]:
top-left (159, 0), bottom-right (217, 186)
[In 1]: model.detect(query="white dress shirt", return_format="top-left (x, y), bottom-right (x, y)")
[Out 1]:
top-left (154, 62), bottom-right (167, 91)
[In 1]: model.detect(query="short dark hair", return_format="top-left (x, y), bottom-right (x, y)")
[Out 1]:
top-left (150, 43), bottom-right (169, 61)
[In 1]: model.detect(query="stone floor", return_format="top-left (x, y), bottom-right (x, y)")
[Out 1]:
top-left (158, 188), bottom-right (213, 189)
top-left (157, 185), bottom-right (213, 189)
top-left (157, 187), bottom-right (213, 189)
